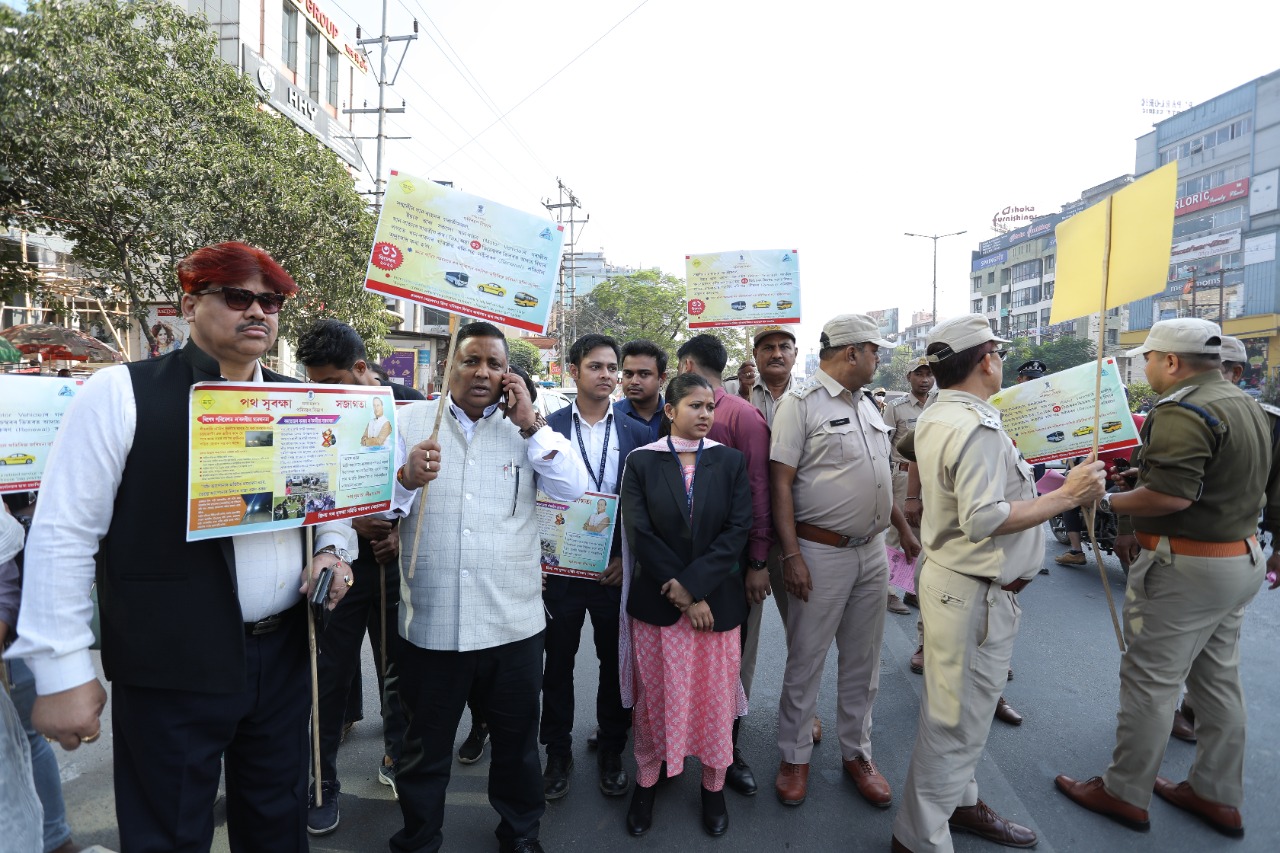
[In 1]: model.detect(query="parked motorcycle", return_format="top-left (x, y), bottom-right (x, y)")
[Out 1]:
top-left (1037, 460), bottom-right (1126, 566)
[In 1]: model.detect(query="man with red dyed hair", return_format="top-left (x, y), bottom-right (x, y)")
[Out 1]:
top-left (7, 242), bottom-right (358, 852)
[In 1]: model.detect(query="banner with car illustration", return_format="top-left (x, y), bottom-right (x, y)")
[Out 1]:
top-left (988, 358), bottom-right (1140, 464)
top-left (363, 170), bottom-right (565, 333)
top-left (537, 490), bottom-right (618, 579)
top-left (186, 382), bottom-right (396, 541)
top-left (0, 374), bottom-right (83, 493)
top-left (685, 249), bottom-right (801, 328)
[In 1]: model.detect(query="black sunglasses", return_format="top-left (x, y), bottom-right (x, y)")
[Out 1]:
top-left (194, 286), bottom-right (288, 314)
top-left (988, 347), bottom-right (1010, 360)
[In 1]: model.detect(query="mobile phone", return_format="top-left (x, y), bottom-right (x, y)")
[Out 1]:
top-left (309, 566), bottom-right (334, 607)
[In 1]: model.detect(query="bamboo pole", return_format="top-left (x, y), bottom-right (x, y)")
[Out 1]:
top-left (1082, 196), bottom-right (1127, 652)
top-left (407, 314), bottom-right (461, 579)
top-left (305, 526), bottom-right (323, 805)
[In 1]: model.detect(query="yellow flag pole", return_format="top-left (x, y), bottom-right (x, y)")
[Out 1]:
top-left (407, 313), bottom-right (461, 579)
top-left (1081, 196), bottom-right (1126, 652)
top-left (305, 525), bottom-right (323, 805)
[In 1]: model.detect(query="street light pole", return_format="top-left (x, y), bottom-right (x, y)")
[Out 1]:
top-left (905, 230), bottom-right (967, 325)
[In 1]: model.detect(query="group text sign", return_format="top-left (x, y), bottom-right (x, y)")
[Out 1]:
top-left (187, 383), bottom-right (396, 541)
top-left (686, 249), bottom-right (801, 328)
top-left (0, 375), bottom-right (84, 494)
top-left (364, 172), bottom-right (565, 333)
top-left (988, 358), bottom-right (1140, 464)
top-left (538, 490), bottom-right (618, 579)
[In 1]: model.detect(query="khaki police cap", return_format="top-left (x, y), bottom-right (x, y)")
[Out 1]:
top-left (821, 314), bottom-right (893, 349)
top-left (1125, 318), bottom-right (1221, 358)
top-left (926, 314), bottom-right (1009, 362)
top-left (1219, 335), bottom-right (1248, 364)
top-left (906, 356), bottom-right (932, 373)
top-left (753, 324), bottom-right (797, 348)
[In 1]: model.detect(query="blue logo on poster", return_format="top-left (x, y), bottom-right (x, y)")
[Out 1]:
top-left (539, 228), bottom-right (552, 240)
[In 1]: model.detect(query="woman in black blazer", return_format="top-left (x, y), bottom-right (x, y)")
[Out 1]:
top-left (618, 373), bottom-right (752, 838)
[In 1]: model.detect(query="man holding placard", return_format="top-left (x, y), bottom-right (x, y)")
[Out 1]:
top-left (1056, 318), bottom-right (1269, 838)
top-left (892, 314), bottom-right (1105, 853)
top-left (7, 242), bottom-right (357, 852)
top-left (541, 333), bottom-right (646, 802)
top-left (389, 322), bottom-right (587, 853)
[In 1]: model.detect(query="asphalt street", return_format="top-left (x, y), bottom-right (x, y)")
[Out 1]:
top-left (50, 539), bottom-right (1279, 852)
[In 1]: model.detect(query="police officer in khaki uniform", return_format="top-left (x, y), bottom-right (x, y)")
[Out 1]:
top-left (1057, 318), bottom-right (1269, 838)
top-left (771, 315), bottom-right (921, 809)
top-left (891, 315), bottom-right (1104, 853)
top-left (886, 358), bottom-right (934, 615)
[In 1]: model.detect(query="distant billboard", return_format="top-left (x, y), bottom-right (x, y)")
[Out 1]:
top-left (866, 308), bottom-right (899, 339)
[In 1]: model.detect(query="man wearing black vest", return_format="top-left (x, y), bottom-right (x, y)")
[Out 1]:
top-left (296, 319), bottom-right (425, 834)
top-left (541, 334), bottom-right (646, 801)
top-left (8, 242), bottom-right (356, 852)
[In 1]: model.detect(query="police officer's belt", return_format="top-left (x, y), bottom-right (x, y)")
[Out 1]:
top-left (795, 522), bottom-right (874, 549)
top-left (1135, 532), bottom-right (1255, 558)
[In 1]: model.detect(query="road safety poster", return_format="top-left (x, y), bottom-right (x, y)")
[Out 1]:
top-left (685, 249), bottom-right (801, 328)
top-left (537, 490), bottom-right (618, 579)
top-left (363, 171), bottom-right (565, 333)
top-left (186, 382), bottom-right (396, 540)
top-left (0, 375), bottom-right (83, 494)
top-left (988, 358), bottom-right (1141, 464)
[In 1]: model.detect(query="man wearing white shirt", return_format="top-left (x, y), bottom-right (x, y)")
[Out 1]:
top-left (5, 242), bottom-right (356, 853)
top-left (541, 334), bottom-right (647, 803)
top-left (388, 322), bottom-right (587, 853)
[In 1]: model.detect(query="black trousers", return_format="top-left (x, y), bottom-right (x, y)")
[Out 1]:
top-left (112, 609), bottom-right (309, 853)
top-left (314, 555), bottom-right (406, 784)
top-left (540, 581), bottom-right (631, 757)
top-left (391, 632), bottom-right (546, 853)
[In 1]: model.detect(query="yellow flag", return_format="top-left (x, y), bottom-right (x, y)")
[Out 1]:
top-left (1049, 161), bottom-right (1178, 324)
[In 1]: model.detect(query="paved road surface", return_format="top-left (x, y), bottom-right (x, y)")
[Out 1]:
top-left (50, 542), bottom-right (1279, 852)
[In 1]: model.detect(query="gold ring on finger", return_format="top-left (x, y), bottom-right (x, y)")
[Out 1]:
top-left (80, 730), bottom-right (101, 744)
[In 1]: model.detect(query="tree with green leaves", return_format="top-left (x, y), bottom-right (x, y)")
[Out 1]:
top-left (574, 270), bottom-right (755, 376)
top-left (1000, 335), bottom-right (1096, 385)
top-left (508, 337), bottom-right (542, 376)
top-left (871, 345), bottom-right (917, 391)
top-left (0, 0), bottom-right (388, 354)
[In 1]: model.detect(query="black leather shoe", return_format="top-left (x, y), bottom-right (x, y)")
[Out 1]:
top-left (701, 787), bottom-right (729, 837)
top-left (543, 753), bottom-right (572, 801)
top-left (626, 784), bottom-right (656, 836)
top-left (725, 749), bottom-right (758, 796)
top-left (598, 752), bottom-right (629, 797)
top-left (500, 838), bottom-right (545, 853)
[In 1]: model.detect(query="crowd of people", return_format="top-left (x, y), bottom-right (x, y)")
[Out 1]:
top-left (1, 241), bottom-right (1277, 853)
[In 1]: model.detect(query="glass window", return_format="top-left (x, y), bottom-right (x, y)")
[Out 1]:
top-left (972, 299), bottom-right (982, 313)
top-left (327, 45), bottom-right (339, 107)
top-left (1044, 254), bottom-right (1055, 273)
top-left (972, 276), bottom-right (981, 292)
top-left (282, 4), bottom-right (298, 71)
top-left (987, 272), bottom-right (995, 285)
top-left (986, 295), bottom-right (997, 312)
top-left (306, 25), bottom-right (321, 101)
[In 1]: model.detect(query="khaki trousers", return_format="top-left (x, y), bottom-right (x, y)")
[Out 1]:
top-left (776, 535), bottom-right (888, 764)
top-left (739, 543), bottom-right (788, 698)
top-left (1103, 535), bottom-right (1263, 809)
top-left (893, 560), bottom-right (1020, 853)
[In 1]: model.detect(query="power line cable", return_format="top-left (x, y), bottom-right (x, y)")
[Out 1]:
top-left (428, 0), bottom-right (652, 170)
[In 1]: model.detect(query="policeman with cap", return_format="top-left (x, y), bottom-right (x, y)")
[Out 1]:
top-left (747, 325), bottom-right (799, 427)
top-left (1057, 318), bottom-right (1269, 838)
top-left (892, 315), bottom-right (1105, 853)
top-left (1159, 333), bottom-right (1280, 744)
top-left (771, 314), bottom-right (920, 810)
top-left (885, 357), bottom-right (934, 615)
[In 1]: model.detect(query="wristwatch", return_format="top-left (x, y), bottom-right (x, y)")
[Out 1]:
top-left (747, 559), bottom-right (768, 572)
top-left (315, 545), bottom-right (353, 564)
top-left (519, 413), bottom-right (548, 439)
top-left (1098, 495), bottom-right (1112, 515)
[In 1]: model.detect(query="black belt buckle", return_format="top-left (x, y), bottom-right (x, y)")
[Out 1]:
top-left (246, 612), bottom-right (284, 636)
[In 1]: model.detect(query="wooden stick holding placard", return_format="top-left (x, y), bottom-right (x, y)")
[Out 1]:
top-left (407, 313), bottom-right (461, 579)
top-left (1080, 196), bottom-right (1126, 653)
top-left (305, 525), bottom-right (323, 805)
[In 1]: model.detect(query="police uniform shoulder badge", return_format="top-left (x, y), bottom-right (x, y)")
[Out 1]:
top-left (789, 378), bottom-right (821, 399)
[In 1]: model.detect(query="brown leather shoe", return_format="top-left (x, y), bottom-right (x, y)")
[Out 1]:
top-left (1153, 776), bottom-right (1243, 837)
top-left (910, 645), bottom-right (924, 674)
top-left (1170, 708), bottom-right (1196, 743)
top-left (843, 756), bottom-right (892, 807)
top-left (1054, 774), bottom-right (1150, 831)
top-left (775, 761), bottom-right (809, 806)
top-left (994, 696), bottom-right (1023, 726)
top-left (890, 836), bottom-right (915, 853)
top-left (949, 799), bottom-right (1037, 848)
top-left (887, 592), bottom-right (910, 614)
top-left (812, 716), bottom-right (823, 744)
